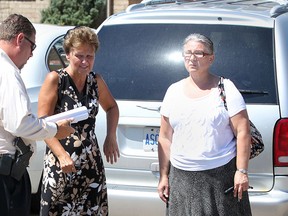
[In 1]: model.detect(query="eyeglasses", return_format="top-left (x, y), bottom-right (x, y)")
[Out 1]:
top-left (24, 36), bottom-right (37, 51)
top-left (183, 51), bottom-right (211, 59)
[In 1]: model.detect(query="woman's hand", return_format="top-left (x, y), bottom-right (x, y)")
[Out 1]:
top-left (58, 153), bottom-right (76, 173)
top-left (103, 135), bottom-right (120, 164)
top-left (233, 170), bottom-right (249, 201)
top-left (158, 175), bottom-right (169, 203)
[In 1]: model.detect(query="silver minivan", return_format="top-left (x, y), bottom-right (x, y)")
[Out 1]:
top-left (93, 0), bottom-right (288, 215)
top-left (22, 0), bottom-right (288, 215)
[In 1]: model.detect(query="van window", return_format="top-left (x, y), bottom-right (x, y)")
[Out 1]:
top-left (94, 24), bottom-right (275, 104)
top-left (47, 37), bottom-right (68, 71)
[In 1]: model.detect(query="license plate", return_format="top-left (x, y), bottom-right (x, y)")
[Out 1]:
top-left (143, 127), bottom-right (159, 152)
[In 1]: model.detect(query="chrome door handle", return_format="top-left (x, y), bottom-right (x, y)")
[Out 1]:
top-left (151, 162), bottom-right (160, 179)
top-left (137, 105), bottom-right (161, 112)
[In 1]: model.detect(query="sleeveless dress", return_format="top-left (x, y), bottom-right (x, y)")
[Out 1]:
top-left (40, 69), bottom-right (108, 216)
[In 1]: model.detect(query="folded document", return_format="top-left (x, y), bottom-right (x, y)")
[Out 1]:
top-left (45, 106), bottom-right (89, 123)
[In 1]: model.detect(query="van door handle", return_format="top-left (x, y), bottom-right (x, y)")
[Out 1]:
top-left (137, 105), bottom-right (161, 112)
top-left (151, 162), bottom-right (160, 179)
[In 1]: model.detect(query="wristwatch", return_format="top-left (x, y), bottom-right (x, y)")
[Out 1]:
top-left (237, 169), bottom-right (248, 174)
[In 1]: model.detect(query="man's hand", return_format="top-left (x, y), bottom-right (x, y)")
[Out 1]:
top-left (55, 119), bottom-right (75, 139)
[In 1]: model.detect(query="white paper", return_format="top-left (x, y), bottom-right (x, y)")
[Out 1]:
top-left (45, 106), bottom-right (89, 123)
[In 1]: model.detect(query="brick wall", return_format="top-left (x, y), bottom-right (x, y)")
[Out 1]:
top-left (0, 0), bottom-right (142, 23)
top-left (113, 0), bottom-right (129, 13)
top-left (113, 0), bottom-right (142, 14)
top-left (0, 0), bottom-right (50, 23)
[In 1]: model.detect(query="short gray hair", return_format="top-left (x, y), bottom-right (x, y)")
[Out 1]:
top-left (183, 33), bottom-right (214, 54)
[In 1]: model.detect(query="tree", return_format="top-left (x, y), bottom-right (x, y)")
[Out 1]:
top-left (41, 0), bottom-right (106, 28)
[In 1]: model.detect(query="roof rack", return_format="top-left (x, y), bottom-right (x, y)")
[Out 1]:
top-left (126, 0), bottom-right (288, 17)
top-left (141, 0), bottom-right (180, 4)
top-left (126, 0), bottom-right (183, 12)
top-left (271, 0), bottom-right (288, 5)
top-left (140, 0), bottom-right (288, 5)
top-left (126, 0), bottom-right (200, 12)
top-left (270, 3), bottom-right (288, 17)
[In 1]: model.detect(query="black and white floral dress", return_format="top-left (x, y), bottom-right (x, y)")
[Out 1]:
top-left (40, 69), bottom-right (108, 216)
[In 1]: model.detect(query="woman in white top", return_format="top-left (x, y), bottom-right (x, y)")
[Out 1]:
top-left (157, 33), bottom-right (252, 215)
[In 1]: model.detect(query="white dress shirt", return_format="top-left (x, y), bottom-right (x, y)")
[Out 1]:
top-left (0, 48), bottom-right (57, 155)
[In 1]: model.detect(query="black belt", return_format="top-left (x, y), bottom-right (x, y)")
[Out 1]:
top-left (0, 154), bottom-right (15, 159)
top-left (0, 154), bottom-right (14, 176)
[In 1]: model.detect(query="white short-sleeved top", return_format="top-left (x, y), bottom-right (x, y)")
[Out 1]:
top-left (160, 78), bottom-right (246, 171)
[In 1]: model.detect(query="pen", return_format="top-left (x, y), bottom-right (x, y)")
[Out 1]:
top-left (164, 194), bottom-right (169, 208)
top-left (224, 186), bottom-right (253, 194)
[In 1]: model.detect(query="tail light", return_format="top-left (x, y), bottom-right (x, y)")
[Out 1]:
top-left (274, 118), bottom-right (288, 166)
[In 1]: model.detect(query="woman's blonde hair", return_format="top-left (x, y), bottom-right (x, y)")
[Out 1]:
top-left (63, 26), bottom-right (99, 54)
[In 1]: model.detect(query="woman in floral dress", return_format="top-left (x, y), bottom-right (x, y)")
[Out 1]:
top-left (38, 26), bottom-right (119, 216)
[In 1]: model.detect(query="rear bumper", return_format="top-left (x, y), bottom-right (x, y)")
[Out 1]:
top-left (250, 191), bottom-right (288, 215)
top-left (108, 185), bottom-right (166, 216)
top-left (108, 176), bottom-right (288, 216)
top-left (250, 176), bottom-right (288, 216)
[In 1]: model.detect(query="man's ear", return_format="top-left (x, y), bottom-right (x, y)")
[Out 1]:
top-left (15, 32), bottom-right (25, 47)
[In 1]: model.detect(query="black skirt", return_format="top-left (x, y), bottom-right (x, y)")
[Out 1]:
top-left (167, 158), bottom-right (252, 216)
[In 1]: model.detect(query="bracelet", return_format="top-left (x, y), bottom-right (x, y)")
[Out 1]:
top-left (236, 169), bottom-right (248, 174)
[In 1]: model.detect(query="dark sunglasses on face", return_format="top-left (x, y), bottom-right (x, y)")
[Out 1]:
top-left (24, 36), bottom-right (37, 51)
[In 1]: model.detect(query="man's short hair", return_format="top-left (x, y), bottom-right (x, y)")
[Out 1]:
top-left (0, 14), bottom-right (35, 41)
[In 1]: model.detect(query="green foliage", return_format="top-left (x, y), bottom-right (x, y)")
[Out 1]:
top-left (41, 0), bottom-right (106, 28)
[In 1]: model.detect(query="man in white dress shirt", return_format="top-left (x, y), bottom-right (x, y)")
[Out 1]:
top-left (0, 14), bottom-right (75, 216)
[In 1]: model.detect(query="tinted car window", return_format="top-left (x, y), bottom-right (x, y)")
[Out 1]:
top-left (93, 24), bottom-right (275, 104)
top-left (47, 37), bottom-right (68, 71)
